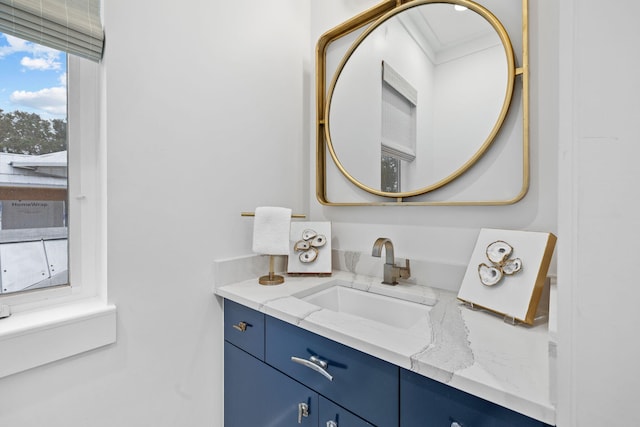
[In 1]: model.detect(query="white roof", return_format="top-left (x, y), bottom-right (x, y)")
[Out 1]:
top-left (9, 151), bottom-right (67, 168)
top-left (0, 151), bottom-right (67, 188)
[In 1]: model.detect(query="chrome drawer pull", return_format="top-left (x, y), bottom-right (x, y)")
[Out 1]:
top-left (326, 421), bottom-right (338, 427)
top-left (291, 355), bottom-right (333, 381)
top-left (298, 402), bottom-right (309, 424)
top-left (232, 321), bottom-right (248, 332)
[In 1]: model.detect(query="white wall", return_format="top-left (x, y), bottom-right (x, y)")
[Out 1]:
top-left (0, 1), bottom-right (309, 426)
top-left (557, 1), bottom-right (640, 426)
top-left (433, 44), bottom-right (507, 182)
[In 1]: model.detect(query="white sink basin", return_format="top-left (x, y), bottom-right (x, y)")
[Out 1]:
top-left (301, 284), bottom-right (431, 329)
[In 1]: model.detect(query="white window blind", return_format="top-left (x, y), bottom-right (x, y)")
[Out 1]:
top-left (0, 0), bottom-right (103, 61)
top-left (381, 62), bottom-right (417, 162)
top-left (381, 83), bottom-right (416, 161)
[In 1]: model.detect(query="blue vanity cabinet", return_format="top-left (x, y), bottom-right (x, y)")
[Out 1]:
top-left (400, 368), bottom-right (553, 427)
top-left (265, 316), bottom-right (399, 427)
top-left (223, 299), bottom-right (553, 427)
top-left (225, 341), bottom-right (318, 426)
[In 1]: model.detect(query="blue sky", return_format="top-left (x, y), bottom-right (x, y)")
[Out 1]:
top-left (0, 33), bottom-right (67, 120)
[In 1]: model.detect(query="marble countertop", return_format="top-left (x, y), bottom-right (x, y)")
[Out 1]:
top-left (215, 270), bottom-right (555, 425)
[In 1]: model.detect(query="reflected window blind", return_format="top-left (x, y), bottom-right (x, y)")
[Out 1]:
top-left (0, 0), bottom-right (103, 61)
top-left (381, 61), bottom-right (417, 161)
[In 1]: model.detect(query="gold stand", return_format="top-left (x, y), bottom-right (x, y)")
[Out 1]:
top-left (259, 255), bottom-right (285, 286)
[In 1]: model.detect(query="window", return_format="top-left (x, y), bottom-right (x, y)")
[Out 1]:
top-left (0, 33), bottom-right (114, 379)
top-left (380, 62), bottom-right (416, 193)
top-left (381, 153), bottom-right (401, 192)
top-left (0, 1), bottom-right (113, 380)
top-left (0, 32), bottom-right (69, 297)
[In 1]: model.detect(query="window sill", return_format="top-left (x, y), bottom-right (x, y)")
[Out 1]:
top-left (0, 298), bottom-right (116, 378)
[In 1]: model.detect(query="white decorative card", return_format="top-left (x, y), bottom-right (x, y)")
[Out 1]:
top-left (457, 228), bottom-right (556, 324)
top-left (287, 222), bottom-right (332, 275)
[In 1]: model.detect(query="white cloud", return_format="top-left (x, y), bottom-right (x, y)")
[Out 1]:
top-left (10, 87), bottom-right (66, 116)
top-left (1, 34), bottom-right (62, 70)
top-left (1, 34), bottom-right (66, 117)
top-left (0, 34), bottom-right (30, 58)
top-left (20, 55), bottom-right (61, 71)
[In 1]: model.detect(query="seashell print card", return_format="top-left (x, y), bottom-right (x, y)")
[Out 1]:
top-left (287, 222), bottom-right (332, 275)
top-left (457, 228), bottom-right (557, 325)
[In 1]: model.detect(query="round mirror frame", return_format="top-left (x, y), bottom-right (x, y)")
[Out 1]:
top-left (316, 0), bottom-right (529, 206)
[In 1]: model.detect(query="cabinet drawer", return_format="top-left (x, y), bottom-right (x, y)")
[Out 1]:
top-left (266, 316), bottom-right (399, 427)
top-left (224, 299), bottom-right (265, 360)
top-left (400, 368), bottom-right (553, 427)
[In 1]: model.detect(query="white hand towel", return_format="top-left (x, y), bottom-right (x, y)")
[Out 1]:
top-left (252, 206), bottom-right (292, 255)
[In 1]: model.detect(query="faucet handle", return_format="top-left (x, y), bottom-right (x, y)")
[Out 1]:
top-left (399, 259), bottom-right (411, 280)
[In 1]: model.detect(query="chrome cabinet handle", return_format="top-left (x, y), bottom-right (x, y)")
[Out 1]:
top-left (326, 421), bottom-right (338, 427)
top-left (298, 402), bottom-right (309, 424)
top-left (451, 422), bottom-right (463, 427)
top-left (291, 355), bottom-right (333, 381)
top-left (232, 321), bottom-right (248, 332)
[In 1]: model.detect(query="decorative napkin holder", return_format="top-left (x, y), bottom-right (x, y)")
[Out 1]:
top-left (457, 228), bottom-right (557, 325)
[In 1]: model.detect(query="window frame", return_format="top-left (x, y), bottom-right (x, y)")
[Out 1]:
top-left (0, 54), bottom-right (115, 379)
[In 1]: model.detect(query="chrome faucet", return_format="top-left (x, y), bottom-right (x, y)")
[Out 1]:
top-left (371, 238), bottom-right (411, 285)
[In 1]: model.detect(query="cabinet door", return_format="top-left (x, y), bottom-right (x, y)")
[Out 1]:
top-left (400, 369), bottom-right (552, 427)
top-left (319, 397), bottom-right (374, 427)
top-left (225, 342), bottom-right (318, 427)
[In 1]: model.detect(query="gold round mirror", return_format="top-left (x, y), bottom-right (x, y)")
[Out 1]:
top-left (325, 0), bottom-right (516, 198)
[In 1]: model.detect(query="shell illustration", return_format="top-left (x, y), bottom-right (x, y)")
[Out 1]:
top-left (311, 235), bottom-right (327, 247)
top-left (299, 247), bottom-right (319, 263)
top-left (502, 258), bottom-right (522, 275)
top-left (294, 240), bottom-right (310, 251)
top-left (478, 240), bottom-right (522, 286)
top-left (292, 228), bottom-right (327, 264)
top-left (486, 241), bottom-right (513, 264)
top-left (478, 263), bottom-right (503, 286)
top-left (301, 229), bottom-right (317, 241)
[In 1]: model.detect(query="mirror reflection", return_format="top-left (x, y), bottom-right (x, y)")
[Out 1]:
top-left (326, 2), bottom-right (514, 195)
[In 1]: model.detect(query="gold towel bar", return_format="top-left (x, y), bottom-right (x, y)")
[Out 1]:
top-left (241, 211), bottom-right (306, 219)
